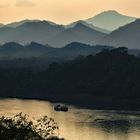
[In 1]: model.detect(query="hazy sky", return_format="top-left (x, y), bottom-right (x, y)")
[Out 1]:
top-left (0, 0), bottom-right (140, 24)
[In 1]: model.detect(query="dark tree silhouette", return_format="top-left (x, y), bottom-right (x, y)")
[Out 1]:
top-left (0, 47), bottom-right (139, 110)
top-left (0, 113), bottom-right (64, 140)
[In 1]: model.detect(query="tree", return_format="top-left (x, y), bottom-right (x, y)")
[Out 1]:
top-left (0, 113), bottom-right (64, 140)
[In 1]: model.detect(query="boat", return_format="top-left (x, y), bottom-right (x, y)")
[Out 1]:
top-left (54, 104), bottom-right (69, 112)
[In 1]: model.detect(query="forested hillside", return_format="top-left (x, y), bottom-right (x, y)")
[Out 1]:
top-left (0, 47), bottom-right (140, 110)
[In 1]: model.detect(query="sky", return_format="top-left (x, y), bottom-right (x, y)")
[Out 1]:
top-left (0, 0), bottom-right (140, 24)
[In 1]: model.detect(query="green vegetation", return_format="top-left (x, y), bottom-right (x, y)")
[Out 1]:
top-left (0, 113), bottom-right (64, 140)
top-left (0, 47), bottom-right (139, 110)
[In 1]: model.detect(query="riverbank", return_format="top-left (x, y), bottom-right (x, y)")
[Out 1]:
top-left (0, 98), bottom-right (139, 140)
top-left (2, 94), bottom-right (140, 111)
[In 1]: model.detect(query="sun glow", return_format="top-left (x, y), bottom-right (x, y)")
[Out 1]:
top-left (0, 0), bottom-right (139, 24)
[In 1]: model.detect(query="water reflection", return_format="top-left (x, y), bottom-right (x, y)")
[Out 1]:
top-left (0, 98), bottom-right (139, 140)
top-left (93, 119), bottom-right (131, 133)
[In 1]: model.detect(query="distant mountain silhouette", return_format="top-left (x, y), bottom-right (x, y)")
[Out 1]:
top-left (1, 42), bottom-right (23, 50)
top-left (99, 19), bottom-right (140, 49)
top-left (0, 23), bottom-right (4, 28)
top-left (0, 11), bottom-right (138, 47)
top-left (44, 42), bottom-right (112, 59)
top-left (6, 19), bottom-right (57, 28)
top-left (0, 21), bottom-right (106, 47)
top-left (0, 41), bottom-right (139, 71)
top-left (26, 42), bottom-right (52, 50)
top-left (48, 22), bottom-right (106, 47)
top-left (0, 42), bottom-right (112, 60)
top-left (0, 41), bottom-right (139, 60)
top-left (6, 20), bottom-right (40, 28)
top-left (0, 21), bottom-right (64, 46)
top-left (0, 42), bottom-right (54, 59)
top-left (86, 10), bottom-right (137, 31)
top-left (65, 20), bottom-right (110, 33)
top-left (0, 26), bottom-right (14, 43)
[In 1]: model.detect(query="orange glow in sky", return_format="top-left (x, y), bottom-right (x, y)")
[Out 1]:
top-left (0, 0), bottom-right (139, 24)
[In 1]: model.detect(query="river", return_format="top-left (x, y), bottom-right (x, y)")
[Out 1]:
top-left (0, 98), bottom-right (139, 140)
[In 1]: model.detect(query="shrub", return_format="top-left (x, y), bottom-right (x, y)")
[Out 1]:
top-left (0, 113), bottom-right (64, 140)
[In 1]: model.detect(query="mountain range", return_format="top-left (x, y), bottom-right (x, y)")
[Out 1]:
top-left (0, 24), bottom-right (4, 28)
top-left (1, 10), bottom-right (136, 31)
top-left (65, 20), bottom-right (110, 33)
top-left (86, 10), bottom-right (137, 31)
top-left (0, 10), bottom-right (139, 49)
top-left (48, 22), bottom-right (106, 47)
top-left (0, 20), bottom-right (106, 47)
top-left (0, 41), bottom-right (139, 62)
top-left (0, 42), bottom-right (112, 60)
top-left (100, 19), bottom-right (140, 49)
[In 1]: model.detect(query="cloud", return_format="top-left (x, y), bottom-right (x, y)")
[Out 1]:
top-left (16, 0), bottom-right (35, 7)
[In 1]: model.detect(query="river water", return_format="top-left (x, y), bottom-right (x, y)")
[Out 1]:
top-left (0, 98), bottom-right (139, 140)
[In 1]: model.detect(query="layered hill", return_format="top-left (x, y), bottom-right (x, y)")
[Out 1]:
top-left (0, 42), bottom-right (112, 60)
top-left (0, 23), bottom-right (4, 28)
top-left (0, 11), bottom-right (138, 48)
top-left (86, 10), bottom-right (136, 31)
top-left (65, 20), bottom-right (110, 33)
top-left (99, 19), bottom-right (140, 49)
top-left (48, 22), bottom-right (106, 47)
top-left (0, 21), bottom-right (106, 47)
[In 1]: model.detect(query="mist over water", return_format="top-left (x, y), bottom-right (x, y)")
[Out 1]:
top-left (0, 98), bottom-right (139, 140)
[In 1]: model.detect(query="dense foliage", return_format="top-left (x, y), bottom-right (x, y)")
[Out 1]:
top-left (0, 47), bottom-right (140, 110)
top-left (0, 113), bottom-right (63, 140)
